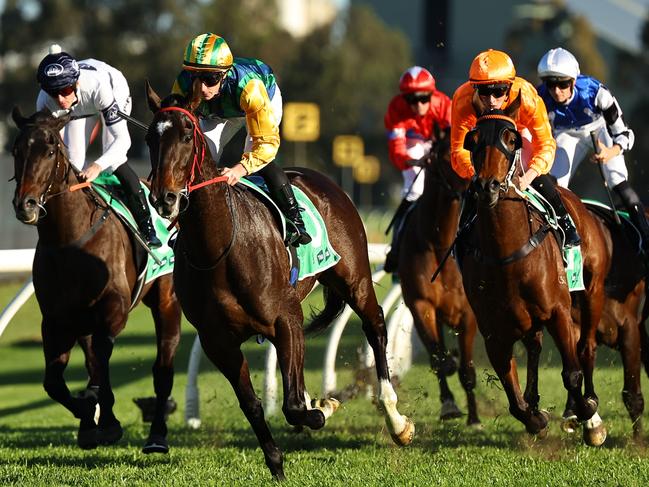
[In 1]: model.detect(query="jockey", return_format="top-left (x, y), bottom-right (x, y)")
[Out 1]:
top-left (36, 44), bottom-right (162, 248)
top-left (451, 49), bottom-right (581, 247)
top-left (383, 66), bottom-right (452, 272)
top-left (537, 47), bottom-right (649, 253)
top-left (172, 33), bottom-right (311, 246)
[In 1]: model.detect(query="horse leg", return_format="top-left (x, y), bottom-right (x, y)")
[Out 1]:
top-left (410, 300), bottom-right (461, 421)
top-left (199, 333), bottom-right (285, 480)
top-left (619, 322), bottom-right (645, 440)
top-left (42, 322), bottom-right (98, 449)
top-left (521, 330), bottom-right (543, 411)
top-left (484, 337), bottom-right (549, 435)
top-left (141, 278), bottom-right (182, 454)
top-left (272, 316), bottom-right (326, 430)
top-left (458, 314), bottom-right (480, 425)
top-left (92, 330), bottom-right (123, 446)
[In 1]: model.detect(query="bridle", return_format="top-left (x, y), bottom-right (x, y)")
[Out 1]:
top-left (153, 105), bottom-right (236, 270)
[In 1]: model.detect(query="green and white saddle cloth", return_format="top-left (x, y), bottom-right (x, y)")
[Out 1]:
top-left (239, 176), bottom-right (341, 282)
top-left (524, 187), bottom-right (585, 292)
top-left (90, 173), bottom-right (175, 285)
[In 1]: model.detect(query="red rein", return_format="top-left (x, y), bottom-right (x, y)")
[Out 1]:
top-left (157, 106), bottom-right (228, 192)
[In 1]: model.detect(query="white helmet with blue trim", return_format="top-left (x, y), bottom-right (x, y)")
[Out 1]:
top-left (537, 47), bottom-right (580, 80)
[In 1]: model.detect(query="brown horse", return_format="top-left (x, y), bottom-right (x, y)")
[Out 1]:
top-left (561, 203), bottom-right (649, 438)
top-left (11, 108), bottom-right (181, 453)
top-left (144, 84), bottom-right (413, 480)
top-left (396, 127), bottom-right (480, 425)
top-left (459, 103), bottom-right (609, 445)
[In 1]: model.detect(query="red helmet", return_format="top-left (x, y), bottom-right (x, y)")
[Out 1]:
top-left (399, 66), bottom-right (436, 94)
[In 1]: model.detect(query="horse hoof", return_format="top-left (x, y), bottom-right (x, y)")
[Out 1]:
top-left (312, 397), bottom-right (341, 420)
top-left (98, 420), bottom-right (123, 445)
top-left (142, 434), bottom-right (169, 454)
top-left (440, 400), bottom-right (463, 420)
top-left (561, 415), bottom-right (579, 434)
top-left (390, 416), bottom-right (415, 446)
top-left (583, 424), bottom-right (607, 447)
top-left (77, 427), bottom-right (98, 450)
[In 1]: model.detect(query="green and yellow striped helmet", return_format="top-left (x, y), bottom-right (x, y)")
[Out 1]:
top-left (183, 33), bottom-right (233, 72)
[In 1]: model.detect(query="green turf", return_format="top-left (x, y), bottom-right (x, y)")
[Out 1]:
top-left (1, 278), bottom-right (649, 486)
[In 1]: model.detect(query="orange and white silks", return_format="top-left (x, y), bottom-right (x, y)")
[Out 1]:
top-left (450, 77), bottom-right (556, 180)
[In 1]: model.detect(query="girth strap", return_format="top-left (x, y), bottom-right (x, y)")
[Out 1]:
top-left (69, 208), bottom-right (111, 248)
top-left (475, 224), bottom-right (552, 266)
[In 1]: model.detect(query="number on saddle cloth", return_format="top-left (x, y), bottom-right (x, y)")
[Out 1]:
top-left (238, 176), bottom-right (341, 284)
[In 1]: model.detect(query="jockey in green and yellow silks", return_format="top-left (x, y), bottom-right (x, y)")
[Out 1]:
top-left (172, 33), bottom-right (311, 246)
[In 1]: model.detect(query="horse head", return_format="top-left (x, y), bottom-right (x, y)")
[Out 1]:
top-left (145, 78), bottom-right (208, 219)
top-left (463, 96), bottom-right (522, 208)
top-left (11, 106), bottom-right (72, 224)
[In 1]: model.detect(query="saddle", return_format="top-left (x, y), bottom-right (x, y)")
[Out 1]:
top-left (237, 176), bottom-right (340, 286)
top-left (583, 199), bottom-right (643, 254)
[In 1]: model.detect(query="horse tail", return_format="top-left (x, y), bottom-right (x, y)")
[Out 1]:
top-left (304, 286), bottom-right (346, 336)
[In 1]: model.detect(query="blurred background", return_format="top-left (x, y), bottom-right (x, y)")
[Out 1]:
top-left (2, 0), bottom-right (649, 249)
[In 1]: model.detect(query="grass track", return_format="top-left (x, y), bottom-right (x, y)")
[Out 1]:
top-left (1, 278), bottom-right (649, 486)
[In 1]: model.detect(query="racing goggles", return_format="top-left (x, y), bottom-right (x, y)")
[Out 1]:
top-left (189, 71), bottom-right (226, 87)
top-left (45, 84), bottom-right (76, 98)
top-left (475, 84), bottom-right (510, 99)
top-left (404, 92), bottom-right (432, 105)
top-left (543, 78), bottom-right (573, 90)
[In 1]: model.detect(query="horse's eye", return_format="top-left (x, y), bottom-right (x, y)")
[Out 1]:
top-left (48, 150), bottom-right (55, 157)
top-left (183, 134), bottom-right (193, 143)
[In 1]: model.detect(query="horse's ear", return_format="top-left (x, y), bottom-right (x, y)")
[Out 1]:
top-left (52, 111), bottom-right (71, 131)
top-left (188, 77), bottom-right (203, 112)
top-left (504, 94), bottom-right (521, 120)
top-left (145, 79), bottom-right (161, 113)
top-left (11, 106), bottom-right (27, 129)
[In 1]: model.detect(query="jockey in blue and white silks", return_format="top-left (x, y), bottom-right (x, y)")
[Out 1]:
top-left (537, 47), bottom-right (649, 253)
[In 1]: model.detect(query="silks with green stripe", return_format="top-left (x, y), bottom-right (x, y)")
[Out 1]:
top-left (90, 173), bottom-right (175, 284)
top-left (524, 188), bottom-right (585, 292)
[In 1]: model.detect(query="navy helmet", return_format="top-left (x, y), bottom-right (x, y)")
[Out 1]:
top-left (36, 44), bottom-right (80, 92)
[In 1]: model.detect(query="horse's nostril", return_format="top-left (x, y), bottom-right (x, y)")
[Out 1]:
top-left (163, 192), bottom-right (177, 206)
top-left (24, 198), bottom-right (38, 210)
top-left (489, 180), bottom-right (500, 191)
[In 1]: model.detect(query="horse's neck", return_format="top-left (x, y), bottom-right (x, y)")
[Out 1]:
top-left (478, 194), bottom-right (532, 255)
top-left (37, 178), bottom-right (97, 247)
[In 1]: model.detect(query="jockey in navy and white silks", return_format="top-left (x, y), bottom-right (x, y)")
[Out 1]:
top-left (35, 44), bottom-right (161, 247)
top-left (537, 47), bottom-right (649, 253)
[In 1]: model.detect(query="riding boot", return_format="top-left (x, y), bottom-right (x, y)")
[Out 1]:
top-left (273, 183), bottom-right (312, 246)
top-left (384, 200), bottom-right (414, 273)
top-left (126, 188), bottom-right (162, 249)
top-left (532, 174), bottom-right (581, 248)
top-left (614, 181), bottom-right (649, 254)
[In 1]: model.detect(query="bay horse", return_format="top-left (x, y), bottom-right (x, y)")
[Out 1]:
top-left (144, 83), bottom-right (413, 480)
top-left (11, 108), bottom-right (181, 453)
top-left (396, 127), bottom-right (480, 425)
top-left (562, 203), bottom-right (649, 438)
top-left (459, 100), bottom-right (609, 445)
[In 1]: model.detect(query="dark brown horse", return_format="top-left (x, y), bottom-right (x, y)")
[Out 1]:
top-left (396, 127), bottom-right (480, 425)
top-left (561, 203), bottom-right (649, 438)
top-left (11, 108), bottom-right (181, 453)
top-left (459, 103), bottom-right (609, 445)
top-left (144, 84), bottom-right (413, 480)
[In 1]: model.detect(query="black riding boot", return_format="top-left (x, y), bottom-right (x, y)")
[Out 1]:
top-left (532, 174), bottom-right (580, 248)
top-left (126, 188), bottom-right (162, 249)
top-left (274, 183), bottom-right (312, 246)
top-left (614, 181), bottom-right (649, 254)
top-left (384, 200), bottom-right (414, 273)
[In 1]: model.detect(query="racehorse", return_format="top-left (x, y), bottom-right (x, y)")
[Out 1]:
top-left (11, 108), bottom-right (181, 453)
top-left (396, 127), bottom-right (480, 425)
top-left (561, 203), bottom-right (649, 438)
top-left (459, 101), bottom-right (609, 445)
top-left (144, 82), bottom-right (414, 480)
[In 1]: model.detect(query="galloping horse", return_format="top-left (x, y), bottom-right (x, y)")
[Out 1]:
top-left (11, 108), bottom-right (181, 453)
top-left (396, 127), bottom-right (480, 425)
top-left (144, 84), bottom-right (413, 480)
top-left (561, 203), bottom-right (649, 438)
top-left (459, 100), bottom-right (609, 445)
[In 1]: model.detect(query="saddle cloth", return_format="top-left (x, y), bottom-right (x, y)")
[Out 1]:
top-left (239, 176), bottom-right (341, 282)
top-left (90, 173), bottom-right (175, 288)
top-left (523, 187), bottom-right (585, 292)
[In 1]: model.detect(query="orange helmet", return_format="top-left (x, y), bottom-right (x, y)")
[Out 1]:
top-left (469, 49), bottom-right (516, 85)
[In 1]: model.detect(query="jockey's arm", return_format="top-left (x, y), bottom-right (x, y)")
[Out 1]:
top-left (520, 89), bottom-right (556, 178)
top-left (594, 85), bottom-right (634, 160)
top-left (93, 100), bottom-right (131, 171)
top-left (449, 85), bottom-right (476, 180)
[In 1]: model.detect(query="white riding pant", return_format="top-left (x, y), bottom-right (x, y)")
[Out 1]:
top-left (549, 118), bottom-right (628, 188)
top-left (199, 87), bottom-right (283, 163)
